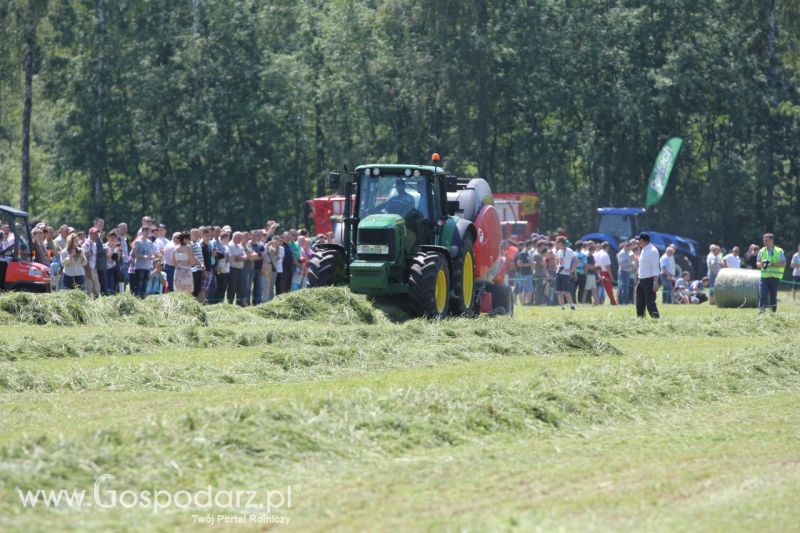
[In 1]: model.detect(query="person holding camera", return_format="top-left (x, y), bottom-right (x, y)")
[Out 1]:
top-left (756, 233), bottom-right (786, 313)
top-left (60, 232), bottom-right (87, 290)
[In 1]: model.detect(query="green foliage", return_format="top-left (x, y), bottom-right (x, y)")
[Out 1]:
top-left (0, 0), bottom-right (799, 246)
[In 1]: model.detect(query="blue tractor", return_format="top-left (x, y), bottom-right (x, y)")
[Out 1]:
top-left (579, 207), bottom-right (703, 278)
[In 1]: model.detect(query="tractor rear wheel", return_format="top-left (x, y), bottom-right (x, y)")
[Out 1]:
top-left (307, 249), bottom-right (345, 287)
top-left (450, 234), bottom-right (476, 316)
top-left (408, 252), bottom-right (450, 319)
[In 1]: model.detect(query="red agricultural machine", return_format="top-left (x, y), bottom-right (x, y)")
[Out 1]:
top-left (0, 205), bottom-right (51, 292)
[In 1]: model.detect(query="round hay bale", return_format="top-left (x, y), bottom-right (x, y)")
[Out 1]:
top-left (714, 268), bottom-right (760, 308)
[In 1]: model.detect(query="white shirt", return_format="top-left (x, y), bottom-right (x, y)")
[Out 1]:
top-left (155, 236), bottom-right (169, 253)
top-left (707, 253), bottom-right (721, 274)
top-left (163, 241), bottom-right (177, 266)
top-left (638, 244), bottom-right (660, 279)
top-left (659, 253), bottom-right (675, 278)
top-left (792, 252), bottom-right (800, 277)
top-left (275, 245), bottom-right (285, 274)
top-left (722, 253), bottom-right (740, 269)
top-left (557, 247), bottom-right (575, 274)
top-left (594, 249), bottom-right (612, 272)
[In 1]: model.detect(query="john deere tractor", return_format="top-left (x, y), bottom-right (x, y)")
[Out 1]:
top-left (307, 155), bottom-right (484, 318)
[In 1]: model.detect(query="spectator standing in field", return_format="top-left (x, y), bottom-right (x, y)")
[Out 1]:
top-left (792, 244), bottom-right (800, 301)
top-left (104, 230), bottom-right (121, 295)
top-left (60, 232), bottom-right (87, 289)
top-left (757, 233), bottom-right (785, 313)
top-left (635, 232), bottom-right (660, 319)
top-left (31, 227), bottom-right (50, 266)
top-left (595, 242), bottom-right (617, 305)
top-left (617, 241), bottom-right (634, 305)
top-left (240, 232), bottom-right (259, 306)
top-left (250, 231), bottom-right (266, 304)
top-left (573, 241), bottom-right (587, 304)
top-left (555, 236), bottom-right (576, 310)
top-left (162, 232), bottom-right (180, 293)
top-left (197, 228), bottom-right (215, 304)
top-left (660, 245), bottom-right (676, 304)
top-left (188, 228), bottom-right (203, 297)
top-left (93, 225), bottom-right (110, 295)
top-left (514, 240), bottom-right (533, 305)
top-left (173, 233), bottom-right (196, 294)
top-left (706, 244), bottom-right (722, 305)
top-left (117, 223), bottom-right (130, 292)
top-left (722, 246), bottom-right (741, 269)
top-left (582, 243), bottom-right (599, 305)
top-left (264, 236), bottom-right (281, 302)
top-left (212, 232), bottom-right (231, 304)
top-left (278, 235), bottom-right (294, 295)
top-left (227, 232), bottom-right (245, 305)
top-left (531, 240), bottom-right (546, 306)
top-left (743, 244), bottom-right (759, 269)
top-left (132, 227), bottom-right (157, 298)
top-left (155, 224), bottom-right (169, 253)
top-left (82, 227), bottom-right (101, 298)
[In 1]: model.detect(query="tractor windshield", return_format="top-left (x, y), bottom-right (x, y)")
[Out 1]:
top-left (598, 213), bottom-right (636, 241)
top-left (358, 173), bottom-right (430, 220)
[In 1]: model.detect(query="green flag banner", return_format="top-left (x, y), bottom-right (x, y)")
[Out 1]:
top-left (646, 137), bottom-right (683, 207)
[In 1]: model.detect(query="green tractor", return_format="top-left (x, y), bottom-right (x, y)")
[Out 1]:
top-left (307, 155), bottom-right (484, 318)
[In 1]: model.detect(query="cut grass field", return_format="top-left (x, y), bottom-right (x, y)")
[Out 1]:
top-left (0, 288), bottom-right (799, 531)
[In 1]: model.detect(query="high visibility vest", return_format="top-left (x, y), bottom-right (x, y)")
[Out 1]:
top-left (759, 246), bottom-right (784, 279)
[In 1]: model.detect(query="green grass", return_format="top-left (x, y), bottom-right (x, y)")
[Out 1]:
top-left (0, 289), bottom-right (799, 531)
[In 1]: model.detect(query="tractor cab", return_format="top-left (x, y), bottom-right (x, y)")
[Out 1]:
top-left (0, 205), bottom-right (50, 292)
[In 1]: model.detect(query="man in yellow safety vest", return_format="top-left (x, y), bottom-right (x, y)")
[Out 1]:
top-left (756, 233), bottom-right (786, 313)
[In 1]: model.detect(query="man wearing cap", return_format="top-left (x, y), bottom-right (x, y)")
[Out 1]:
top-left (757, 233), bottom-right (785, 313)
top-left (635, 232), bottom-right (660, 318)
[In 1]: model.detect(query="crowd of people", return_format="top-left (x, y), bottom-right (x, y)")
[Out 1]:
top-left (2, 216), bottom-right (335, 305)
top-left (500, 233), bottom-right (800, 309)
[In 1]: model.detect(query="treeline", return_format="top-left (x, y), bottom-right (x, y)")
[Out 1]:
top-left (1, 0), bottom-right (799, 247)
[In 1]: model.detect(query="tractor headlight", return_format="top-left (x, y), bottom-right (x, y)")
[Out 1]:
top-left (357, 244), bottom-right (390, 256)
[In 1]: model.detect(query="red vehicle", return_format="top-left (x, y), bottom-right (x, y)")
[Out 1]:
top-left (0, 205), bottom-right (50, 292)
top-left (493, 192), bottom-right (539, 240)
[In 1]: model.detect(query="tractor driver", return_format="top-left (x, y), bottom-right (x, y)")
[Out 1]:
top-left (374, 179), bottom-right (416, 217)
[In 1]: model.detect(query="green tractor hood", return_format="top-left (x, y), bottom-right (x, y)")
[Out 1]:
top-left (358, 213), bottom-right (405, 229)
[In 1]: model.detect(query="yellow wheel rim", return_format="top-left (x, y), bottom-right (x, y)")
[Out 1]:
top-left (435, 268), bottom-right (447, 314)
top-left (463, 251), bottom-right (474, 309)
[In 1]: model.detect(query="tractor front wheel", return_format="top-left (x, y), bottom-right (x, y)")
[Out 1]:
top-left (408, 252), bottom-right (450, 319)
top-left (307, 249), bottom-right (345, 288)
top-left (450, 234), bottom-right (476, 316)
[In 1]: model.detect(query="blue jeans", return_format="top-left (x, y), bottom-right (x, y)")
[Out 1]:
top-left (252, 270), bottom-right (264, 305)
top-left (617, 270), bottom-right (632, 304)
top-left (759, 277), bottom-right (779, 312)
top-left (134, 268), bottom-right (150, 298)
top-left (164, 264), bottom-right (175, 293)
top-left (240, 269), bottom-right (255, 306)
top-left (661, 274), bottom-right (673, 303)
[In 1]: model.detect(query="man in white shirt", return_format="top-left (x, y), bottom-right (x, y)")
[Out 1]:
top-left (636, 232), bottom-right (660, 318)
top-left (162, 231), bottom-right (180, 292)
top-left (706, 244), bottom-right (721, 305)
top-left (659, 245), bottom-right (676, 304)
top-left (555, 236), bottom-right (576, 310)
top-left (790, 243), bottom-right (800, 302)
top-left (722, 246), bottom-right (741, 269)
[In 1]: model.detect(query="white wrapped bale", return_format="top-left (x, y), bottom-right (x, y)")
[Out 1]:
top-left (714, 268), bottom-right (760, 308)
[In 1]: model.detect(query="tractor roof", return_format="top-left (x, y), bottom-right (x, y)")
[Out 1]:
top-left (355, 164), bottom-right (444, 174)
top-left (597, 207), bottom-right (646, 216)
top-left (0, 205), bottom-right (29, 218)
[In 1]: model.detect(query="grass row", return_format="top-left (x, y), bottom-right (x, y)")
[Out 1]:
top-left (2, 344), bottom-right (798, 495)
